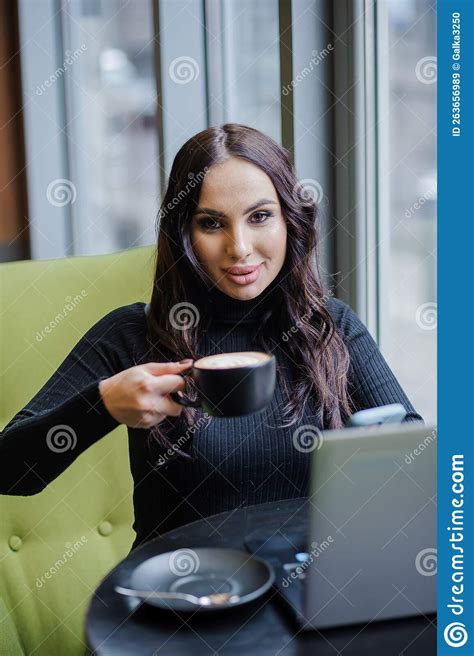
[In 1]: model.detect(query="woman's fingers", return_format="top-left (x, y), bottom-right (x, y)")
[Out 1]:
top-left (99, 361), bottom-right (195, 429)
top-left (152, 373), bottom-right (187, 394)
top-left (146, 373), bottom-right (188, 417)
top-left (141, 360), bottom-right (193, 376)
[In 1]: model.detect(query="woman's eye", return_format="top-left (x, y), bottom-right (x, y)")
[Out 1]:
top-left (196, 211), bottom-right (273, 231)
top-left (197, 218), bottom-right (221, 231)
top-left (251, 211), bottom-right (273, 223)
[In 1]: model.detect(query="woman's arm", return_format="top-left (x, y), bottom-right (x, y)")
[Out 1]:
top-left (0, 307), bottom-right (135, 496)
top-left (333, 299), bottom-right (424, 423)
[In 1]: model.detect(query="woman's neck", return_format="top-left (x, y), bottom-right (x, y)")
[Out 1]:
top-left (197, 271), bottom-right (284, 325)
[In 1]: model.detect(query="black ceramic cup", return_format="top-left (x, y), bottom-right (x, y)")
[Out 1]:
top-left (170, 351), bottom-right (276, 417)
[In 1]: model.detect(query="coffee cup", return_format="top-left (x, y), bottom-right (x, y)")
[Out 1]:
top-left (170, 351), bottom-right (276, 417)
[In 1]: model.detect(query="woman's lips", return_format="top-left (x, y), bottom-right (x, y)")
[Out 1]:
top-left (223, 263), bottom-right (262, 285)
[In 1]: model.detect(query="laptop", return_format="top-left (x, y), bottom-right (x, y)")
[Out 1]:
top-left (245, 422), bottom-right (437, 630)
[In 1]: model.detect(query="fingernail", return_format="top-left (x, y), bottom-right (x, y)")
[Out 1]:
top-left (179, 359), bottom-right (193, 364)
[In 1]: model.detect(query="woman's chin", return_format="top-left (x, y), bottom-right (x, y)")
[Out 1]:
top-left (219, 279), bottom-right (265, 300)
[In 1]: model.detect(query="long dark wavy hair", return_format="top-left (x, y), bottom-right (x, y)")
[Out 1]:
top-left (145, 123), bottom-right (353, 463)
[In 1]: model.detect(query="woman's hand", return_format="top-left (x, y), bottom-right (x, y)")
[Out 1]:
top-left (98, 360), bottom-right (193, 429)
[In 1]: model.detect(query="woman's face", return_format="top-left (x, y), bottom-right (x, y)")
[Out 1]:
top-left (190, 157), bottom-right (287, 300)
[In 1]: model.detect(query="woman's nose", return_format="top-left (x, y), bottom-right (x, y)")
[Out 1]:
top-left (225, 228), bottom-right (252, 259)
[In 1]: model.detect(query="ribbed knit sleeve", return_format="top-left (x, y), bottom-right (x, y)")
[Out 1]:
top-left (0, 305), bottom-right (146, 496)
top-left (327, 298), bottom-right (424, 423)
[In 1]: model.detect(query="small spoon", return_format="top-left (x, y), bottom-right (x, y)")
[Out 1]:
top-left (114, 585), bottom-right (240, 607)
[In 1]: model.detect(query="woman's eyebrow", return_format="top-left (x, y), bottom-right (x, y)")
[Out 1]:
top-left (193, 197), bottom-right (277, 218)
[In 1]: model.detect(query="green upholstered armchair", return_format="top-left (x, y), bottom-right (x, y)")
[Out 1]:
top-left (0, 245), bottom-right (155, 655)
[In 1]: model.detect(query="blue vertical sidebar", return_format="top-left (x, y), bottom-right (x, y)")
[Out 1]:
top-left (438, 1), bottom-right (473, 654)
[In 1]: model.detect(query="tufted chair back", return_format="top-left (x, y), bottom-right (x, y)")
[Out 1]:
top-left (0, 245), bottom-right (155, 655)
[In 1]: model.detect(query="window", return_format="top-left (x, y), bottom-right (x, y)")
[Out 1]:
top-left (380, 0), bottom-right (437, 424)
top-left (60, 0), bottom-right (159, 255)
top-left (330, 0), bottom-right (436, 424)
top-left (19, 0), bottom-right (159, 257)
top-left (220, 0), bottom-right (281, 141)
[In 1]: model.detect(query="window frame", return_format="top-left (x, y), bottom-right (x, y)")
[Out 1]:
top-left (331, 0), bottom-right (379, 338)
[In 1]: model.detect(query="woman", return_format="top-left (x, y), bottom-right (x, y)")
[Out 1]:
top-left (0, 123), bottom-right (422, 551)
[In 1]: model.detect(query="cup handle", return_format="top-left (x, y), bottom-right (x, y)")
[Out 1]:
top-left (170, 373), bottom-right (201, 408)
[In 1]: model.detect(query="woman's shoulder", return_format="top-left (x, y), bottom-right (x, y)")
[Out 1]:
top-left (324, 295), bottom-right (354, 324)
top-left (91, 301), bottom-right (148, 332)
top-left (86, 301), bottom-right (148, 348)
top-left (324, 296), bottom-right (371, 342)
top-left (101, 301), bottom-right (148, 322)
top-left (86, 302), bottom-right (149, 367)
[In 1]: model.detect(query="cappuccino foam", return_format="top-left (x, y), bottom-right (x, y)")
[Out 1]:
top-left (194, 351), bottom-right (270, 370)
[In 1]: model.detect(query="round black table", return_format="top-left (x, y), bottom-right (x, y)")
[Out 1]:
top-left (85, 498), bottom-right (436, 655)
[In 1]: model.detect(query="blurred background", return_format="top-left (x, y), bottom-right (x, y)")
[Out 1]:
top-left (0, 0), bottom-right (436, 424)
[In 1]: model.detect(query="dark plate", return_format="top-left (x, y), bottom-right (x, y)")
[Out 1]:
top-left (127, 547), bottom-right (275, 612)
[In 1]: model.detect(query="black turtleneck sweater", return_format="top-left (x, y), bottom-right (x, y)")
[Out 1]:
top-left (0, 286), bottom-right (423, 551)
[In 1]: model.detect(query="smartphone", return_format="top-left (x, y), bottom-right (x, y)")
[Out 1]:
top-left (347, 403), bottom-right (407, 427)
